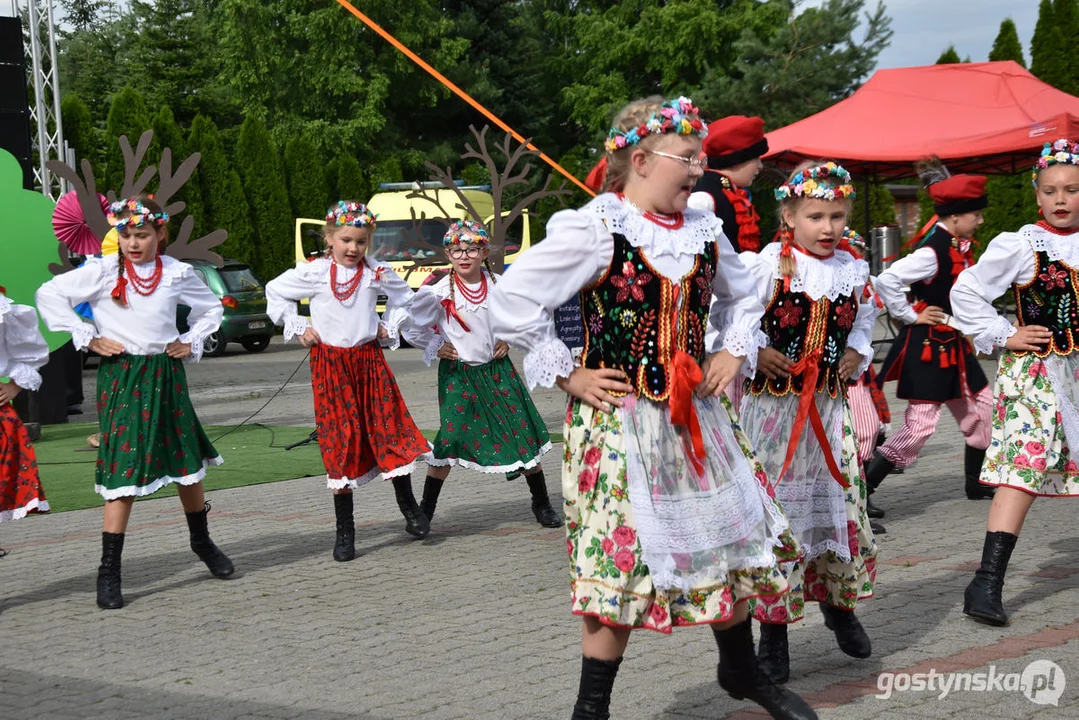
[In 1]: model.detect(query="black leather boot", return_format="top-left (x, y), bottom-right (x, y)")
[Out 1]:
top-left (963, 531), bottom-right (1017, 626)
top-left (332, 492), bottom-right (356, 562)
top-left (819, 602), bottom-right (871, 658)
top-left (965, 446), bottom-right (995, 500)
top-left (392, 476), bottom-right (429, 539)
top-left (526, 470), bottom-right (563, 528)
top-left (570, 656), bottom-right (622, 720)
top-left (420, 475), bottom-right (445, 522)
top-left (97, 531), bottom-right (125, 609)
top-left (757, 622), bottom-right (790, 685)
top-left (870, 519), bottom-right (887, 535)
top-left (863, 451), bottom-right (895, 519)
top-left (714, 619), bottom-right (818, 720)
top-left (185, 502), bottom-right (235, 578)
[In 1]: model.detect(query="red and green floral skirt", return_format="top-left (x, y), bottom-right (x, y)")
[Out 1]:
top-left (429, 357), bottom-right (551, 475)
top-left (311, 342), bottom-right (430, 489)
top-left (0, 403), bottom-right (49, 522)
top-left (95, 354), bottom-right (222, 500)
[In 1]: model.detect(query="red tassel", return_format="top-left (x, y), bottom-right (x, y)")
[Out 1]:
top-left (939, 346), bottom-right (950, 369)
top-left (950, 346), bottom-right (958, 365)
top-left (111, 276), bottom-right (128, 306)
top-left (921, 340), bottom-right (932, 362)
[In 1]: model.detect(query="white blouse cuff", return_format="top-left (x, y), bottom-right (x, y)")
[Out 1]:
top-left (523, 337), bottom-right (574, 390)
top-left (8, 363), bottom-right (42, 392)
top-left (283, 316), bottom-right (312, 344)
top-left (70, 323), bottom-right (98, 352)
top-left (422, 335), bottom-right (445, 367)
top-left (720, 325), bottom-right (769, 379)
top-left (379, 311), bottom-right (407, 351)
top-left (974, 316), bottom-right (1016, 356)
top-left (179, 331), bottom-right (207, 363)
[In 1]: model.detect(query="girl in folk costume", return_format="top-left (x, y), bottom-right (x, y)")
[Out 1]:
top-left (840, 228), bottom-right (891, 536)
top-left (492, 96), bottom-right (815, 720)
top-left (398, 220), bottom-right (560, 528)
top-left (737, 164), bottom-right (879, 684)
top-left (867, 167), bottom-right (994, 517)
top-left (35, 197), bottom-right (233, 610)
top-left (0, 288), bottom-right (50, 539)
top-left (265, 201), bottom-right (431, 560)
top-left (689, 115), bottom-right (768, 253)
top-left (951, 139), bottom-right (1079, 626)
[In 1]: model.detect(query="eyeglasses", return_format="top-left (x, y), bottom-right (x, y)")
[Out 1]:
top-left (645, 150), bottom-right (707, 170)
top-left (446, 246), bottom-right (483, 259)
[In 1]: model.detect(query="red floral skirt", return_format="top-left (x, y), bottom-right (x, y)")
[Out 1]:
top-left (0, 403), bottom-right (49, 522)
top-left (311, 342), bottom-right (430, 489)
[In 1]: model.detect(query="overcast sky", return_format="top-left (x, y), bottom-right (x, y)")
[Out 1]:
top-left (806, 0), bottom-right (1038, 70)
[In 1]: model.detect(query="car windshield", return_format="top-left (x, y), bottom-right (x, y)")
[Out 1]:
top-left (219, 266), bottom-right (262, 293)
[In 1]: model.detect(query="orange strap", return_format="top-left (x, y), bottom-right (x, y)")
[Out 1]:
top-left (776, 350), bottom-right (850, 490)
top-left (885, 215), bottom-right (938, 262)
top-left (335, 0), bottom-right (594, 198)
top-left (669, 350), bottom-right (706, 476)
top-left (440, 298), bottom-right (472, 332)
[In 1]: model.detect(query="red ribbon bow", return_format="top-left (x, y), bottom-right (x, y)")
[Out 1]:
top-left (669, 350), bottom-right (707, 477)
top-left (776, 349), bottom-right (849, 490)
top-left (440, 298), bottom-right (471, 332)
top-left (111, 276), bottom-right (128, 306)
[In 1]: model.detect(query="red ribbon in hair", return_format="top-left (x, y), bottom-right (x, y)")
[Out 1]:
top-left (669, 350), bottom-right (707, 476)
top-left (440, 298), bottom-right (471, 332)
top-left (776, 349), bottom-right (850, 490)
top-left (585, 157), bottom-right (609, 193)
top-left (885, 215), bottom-right (938, 262)
top-left (0, 285), bottom-right (6, 294)
top-left (777, 229), bottom-right (796, 292)
top-left (111, 275), bottom-right (128, 306)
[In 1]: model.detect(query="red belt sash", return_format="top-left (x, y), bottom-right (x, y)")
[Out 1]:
top-left (776, 348), bottom-right (850, 490)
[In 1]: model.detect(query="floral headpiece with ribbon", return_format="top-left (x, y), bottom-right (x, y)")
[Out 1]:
top-left (442, 220), bottom-right (490, 246)
top-left (1032, 139), bottom-right (1079, 186)
top-left (326, 201), bottom-right (377, 228)
top-left (107, 198), bottom-right (169, 231)
top-left (842, 227), bottom-right (866, 254)
top-left (604, 96), bottom-right (708, 153)
top-left (774, 162), bottom-right (857, 201)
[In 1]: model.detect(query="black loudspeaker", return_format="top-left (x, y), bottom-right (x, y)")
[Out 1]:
top-left (0, 17), bottom-right (34, 190)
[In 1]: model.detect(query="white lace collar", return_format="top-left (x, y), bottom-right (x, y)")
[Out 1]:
top-left (1021, 223), bottom-right (1079, 268)
top-left (431, 270), bottom-right (491, 313)
top-left (759, 242), bottom-right (869, 301)
top-left (0, 294), bottom-right (11, 324)
top-left (581, 192), bottom-right (718, 260)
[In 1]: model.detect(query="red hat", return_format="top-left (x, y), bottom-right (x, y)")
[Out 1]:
top-left (702, 115), bottom-right (769, 169)
top-left (927, 174), bottom-right (988, 215)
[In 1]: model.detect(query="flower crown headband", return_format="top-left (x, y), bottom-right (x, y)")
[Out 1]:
top-left (775, 162), bottom-right (856, 201)
top-left (842, 227), bottom-right (866, 252)
top-left (443, 220), bottom-right (490, 246)
top-left (107, 199), bottom-right (169, 231)
top-left (1032, 139), bottom-right (1079, 186)
top-left (604, 96), bottom-right (708, 153)
top-left (327, 201), bottom-right (377, 227)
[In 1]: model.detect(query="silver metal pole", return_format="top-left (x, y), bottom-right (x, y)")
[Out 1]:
top-left (45, 0), bottom-right (63, 196)
top-left (26, 0), bottom-right (49, 194)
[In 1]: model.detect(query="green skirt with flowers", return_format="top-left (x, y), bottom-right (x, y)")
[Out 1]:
top-left (95, 354), bottom-right (222, 500)
top-left (429, 357), bottom-right (551, 475)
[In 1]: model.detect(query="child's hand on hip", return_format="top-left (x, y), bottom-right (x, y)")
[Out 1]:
top-left (556, 367), bottom-right (632, 413)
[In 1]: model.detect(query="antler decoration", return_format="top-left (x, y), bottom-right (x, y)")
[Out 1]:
top-left (45, 129), bottom-right (228, 270)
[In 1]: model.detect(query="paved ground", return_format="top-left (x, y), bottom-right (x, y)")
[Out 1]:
top-left (3, 337), bottom-right (1079, 720)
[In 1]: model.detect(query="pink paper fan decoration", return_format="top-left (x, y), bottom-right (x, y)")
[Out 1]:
top-left (52, 191), bottom-right (107, 254)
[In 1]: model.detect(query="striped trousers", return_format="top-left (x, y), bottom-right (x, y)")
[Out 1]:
top-left (876, 385), bottom-right (993, 468)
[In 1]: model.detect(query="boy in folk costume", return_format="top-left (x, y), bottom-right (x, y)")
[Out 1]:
top-left (0, 288), bottom-right (50, 538)
top-left (867, 169), bottom-right (994, 517)
top-left (265, 202), bottom-right (432, 560)
top-left (492, 95), bottom-right (815, 720)
top-left (36, 197), bottom-right (234, 609)
top-left (737, 164), bottom-right (879, 684)
top-left (952, 140), bottom-right (1079, 626)
top-left (398, 220), bottom-right (560, 528)
top-left (689, 115), bottom-right (768, 254)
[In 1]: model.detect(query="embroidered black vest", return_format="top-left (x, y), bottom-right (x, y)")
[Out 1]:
top-left (1013, 250), bottom-right (1079, 357)
top-left (910, 227), bottom-right (961, 312)
top-left (579, 233), bottom-right (717, 401)
top-left (749, 280), bottom-right (860, 397)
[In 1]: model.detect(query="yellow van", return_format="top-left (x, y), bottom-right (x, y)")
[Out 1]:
top-left (294, 182), bottom-right (532, 310)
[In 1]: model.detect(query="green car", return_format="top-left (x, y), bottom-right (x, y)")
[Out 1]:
top-left (177, 260), bottom-right (275, 357)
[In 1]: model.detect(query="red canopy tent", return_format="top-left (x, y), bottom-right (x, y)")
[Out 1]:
top-left (764, 61), bottom-right (1079, 180)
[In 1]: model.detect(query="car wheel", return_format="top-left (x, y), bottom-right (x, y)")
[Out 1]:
top-left (203, 331), bottom-right (226, 357)
top-left (241, 336), bottom-right (271, 353)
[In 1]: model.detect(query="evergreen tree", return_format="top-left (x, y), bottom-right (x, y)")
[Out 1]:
top-left (103, 86), bottom-right (156, 196)
top-left (1052, 0), bottom-right (1079, 94)
top-left (989, 18), bottom-right (1027, 67)
top-left (1031, 0), bottom-right (1068, 89)
top-left (330, 156), bottom-right (368, 205)
top-left (58, 0), bottom-right (109, 33)
top-left (188, 114), bottom-right (254, 265)
top-left (283, 134), bottom-right (326, 220)
top-left (152, 105), bottom-right (206, 238)
top-left (936, 46), bottom-right (962, 64)
top-left (235, 116), bottom-right (293, 281)
top-left (60, 94), bottom-right (100, 179)
top-left (850, 181), bottom-right (898, 240)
